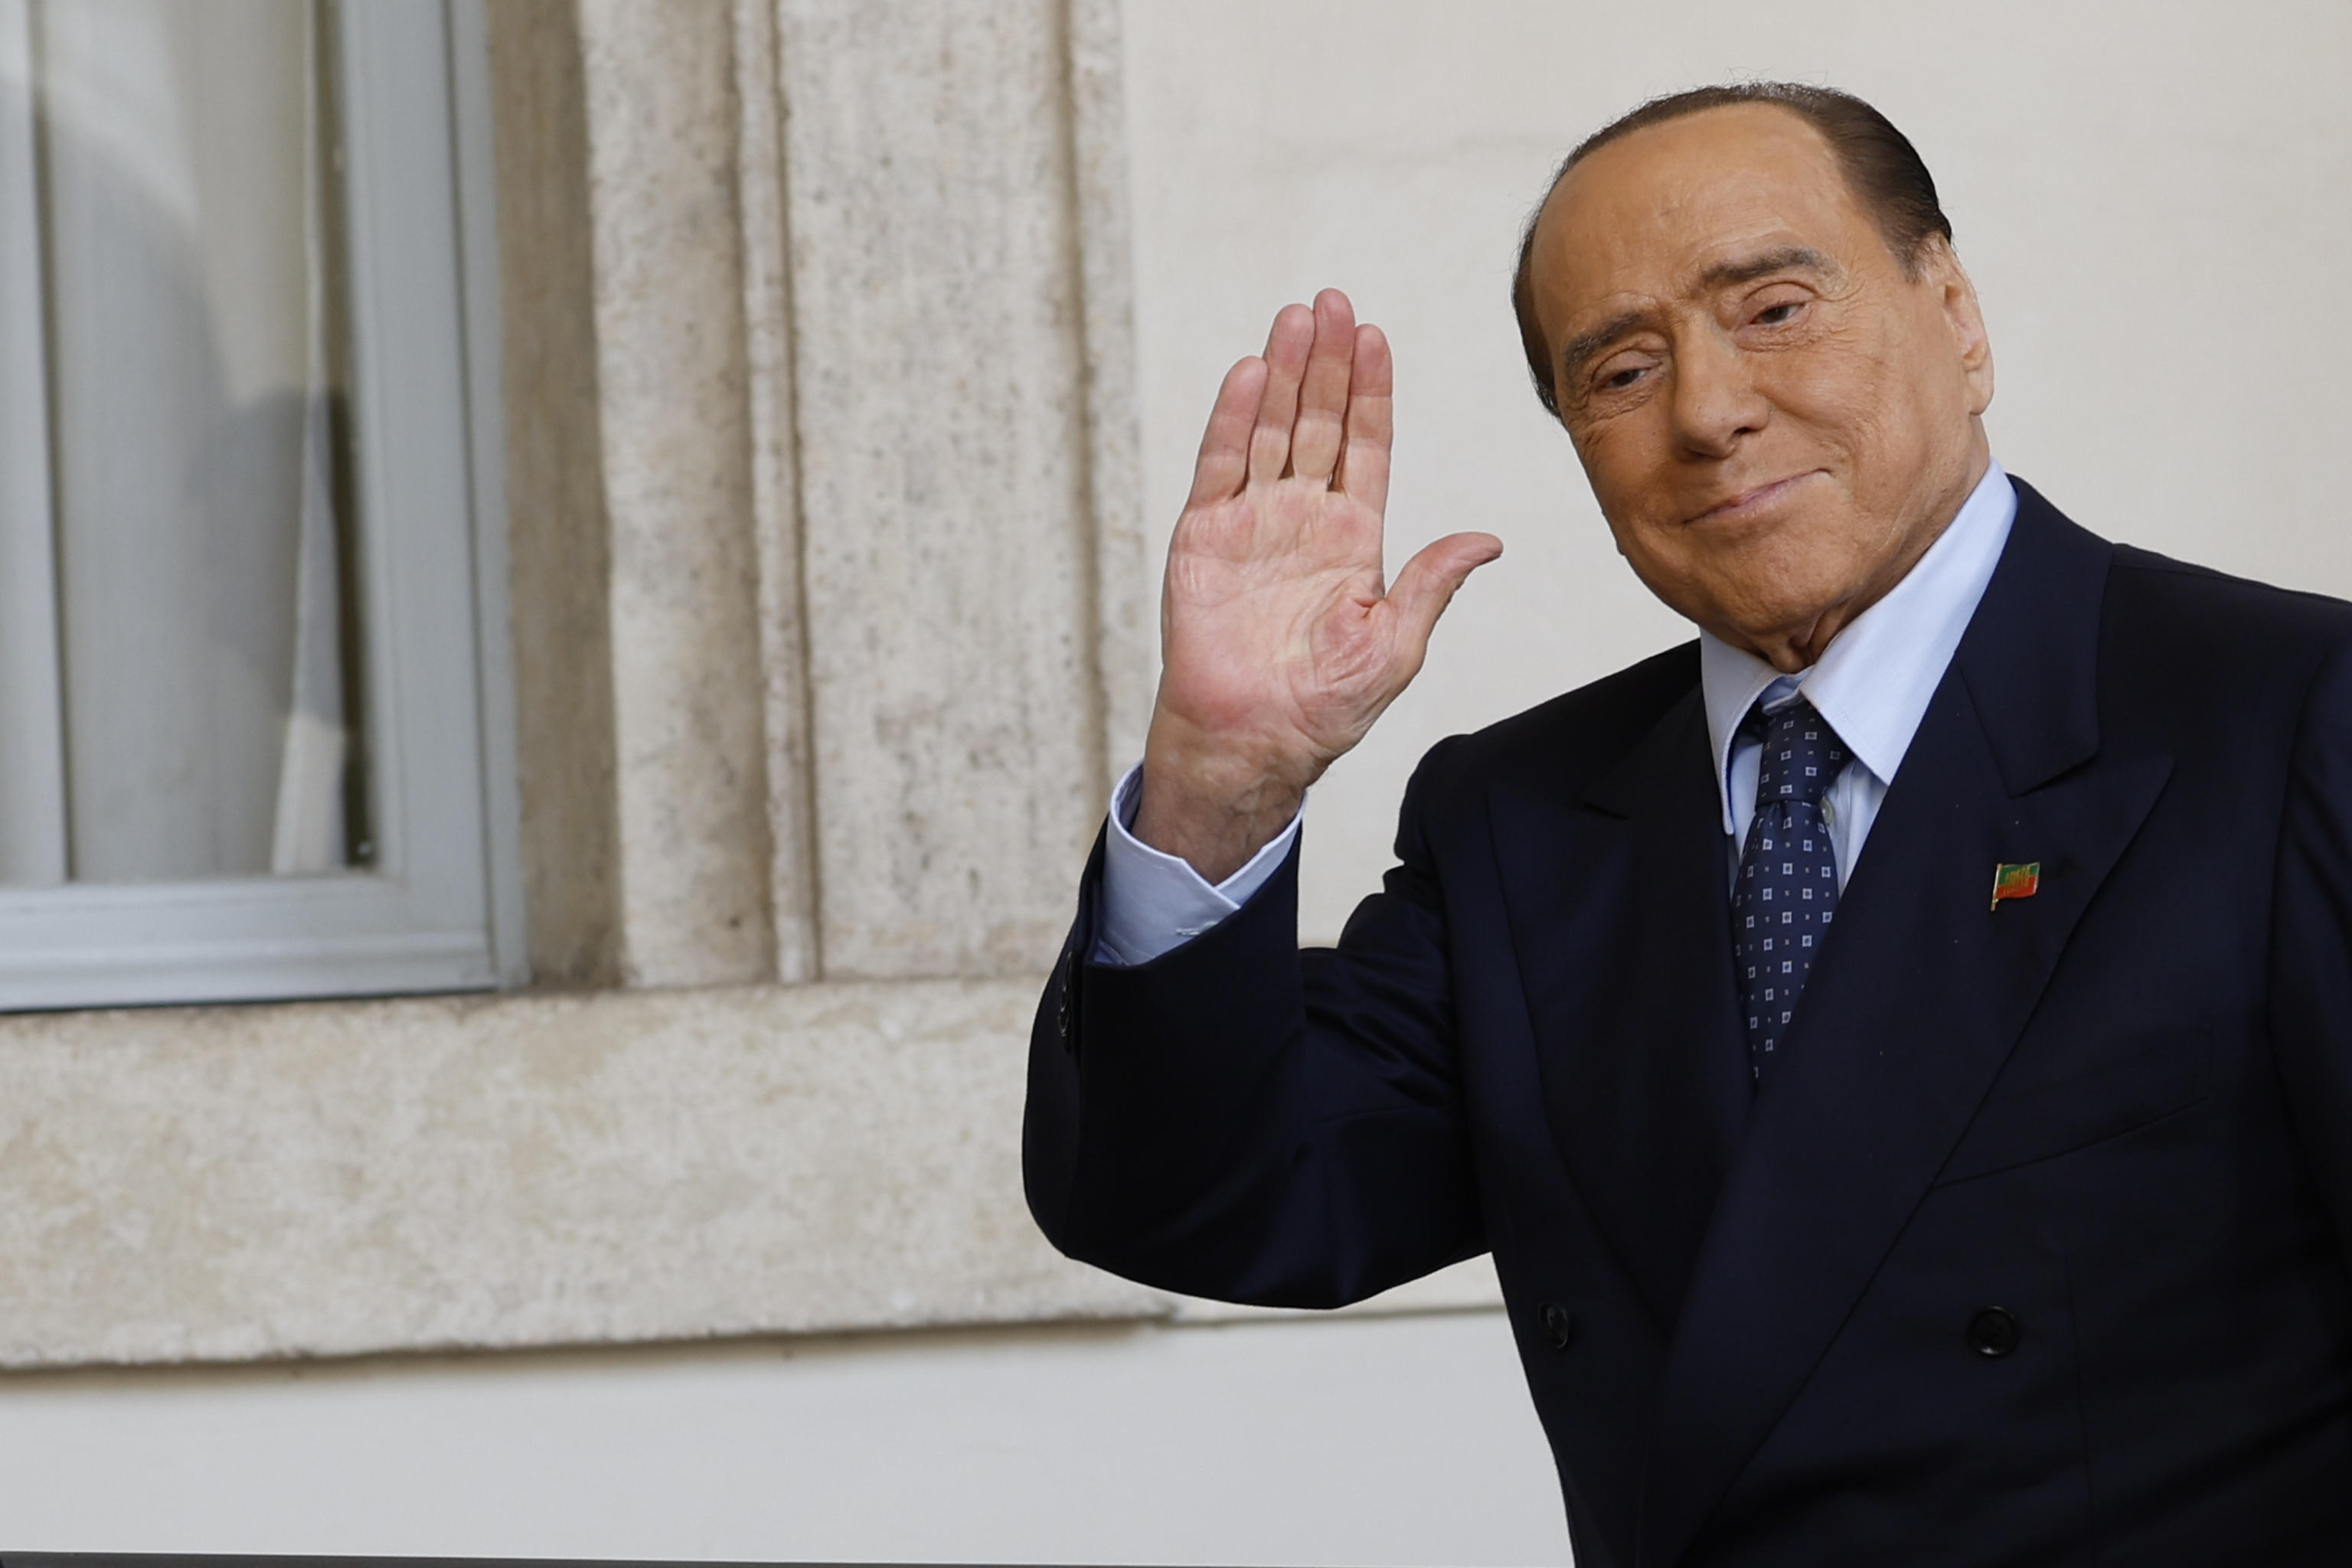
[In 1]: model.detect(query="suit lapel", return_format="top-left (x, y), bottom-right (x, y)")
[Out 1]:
top-left (1494, 685), bottom-right (1751, 1329)
top-left (1635, 485), bottom-right (2174, 1566)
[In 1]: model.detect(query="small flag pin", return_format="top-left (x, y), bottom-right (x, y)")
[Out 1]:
top-left (1991, 861), bottom-right (2041, 910)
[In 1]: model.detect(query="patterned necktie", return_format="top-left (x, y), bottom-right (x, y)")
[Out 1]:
top-left (1733, 697), bottom-right (1851, 1085)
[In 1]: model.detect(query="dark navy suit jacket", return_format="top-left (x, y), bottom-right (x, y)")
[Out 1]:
top-left (1024, 482), bottom-right (2352, 1566)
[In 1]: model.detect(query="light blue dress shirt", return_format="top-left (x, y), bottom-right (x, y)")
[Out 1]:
top-left (1095, 460), bottom-right (2018, 966)
top-left (1705, 459), bottom-right (2016, 887)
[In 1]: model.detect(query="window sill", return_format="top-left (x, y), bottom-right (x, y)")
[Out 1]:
top-left (0, 978), bottom-right (1159, 1368)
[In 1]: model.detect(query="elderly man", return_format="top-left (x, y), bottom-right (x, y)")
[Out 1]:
top-left (1024, 83), bottom-right (2352, 1566)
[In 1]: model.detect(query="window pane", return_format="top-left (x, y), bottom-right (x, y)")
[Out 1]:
top-left (30, 0), bottom-right (365, 884)
top-left (0, 0), bottom-right (68, 887)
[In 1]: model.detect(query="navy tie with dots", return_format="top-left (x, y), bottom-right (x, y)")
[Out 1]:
top-left (1733, 698), bottom-right (1851, 1086)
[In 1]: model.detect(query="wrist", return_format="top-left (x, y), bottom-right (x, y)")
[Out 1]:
top-left (1135, 720), bottom-right (1310, 884)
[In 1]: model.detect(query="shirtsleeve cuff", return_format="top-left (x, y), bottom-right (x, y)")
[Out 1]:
top-left (1093, 761), bottom-right (1302, 967)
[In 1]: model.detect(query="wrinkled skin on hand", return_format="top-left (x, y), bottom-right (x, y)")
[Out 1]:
top-left (1136, 289), bottom-right (1504, 882)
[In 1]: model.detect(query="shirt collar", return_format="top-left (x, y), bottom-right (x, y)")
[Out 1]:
top-left (1697, 459), bottom-right (2019, 835)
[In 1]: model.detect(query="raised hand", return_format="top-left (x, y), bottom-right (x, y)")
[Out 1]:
top-left (1135, 289), bottom-right (1503, 882)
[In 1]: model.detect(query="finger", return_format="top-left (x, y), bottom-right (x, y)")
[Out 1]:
top-left (1187, 355), bottom-right (1267, 510)
top-left (1335, 323), bottom-right (1394, 518)
top-left (1288, 289), bottom-right (1357, 483)
top-left (1387, 531), bottom-right (1504, 658)
top-left (1248, 303), bottom-right (1314, 485)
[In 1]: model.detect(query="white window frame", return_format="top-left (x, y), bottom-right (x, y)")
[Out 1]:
top-left (0, 0), bottom-right (524, 1010)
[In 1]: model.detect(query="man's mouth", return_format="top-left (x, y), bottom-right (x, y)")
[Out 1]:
top-left (1688, 471), bottom-right (1821, 525)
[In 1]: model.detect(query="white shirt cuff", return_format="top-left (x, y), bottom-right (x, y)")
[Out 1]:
top-left (1093, 761), bottom-right (1302, 966)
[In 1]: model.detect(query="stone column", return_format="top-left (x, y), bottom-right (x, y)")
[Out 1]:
top-left (578, 0), bottom-right (778, 988)
top-left (499, 0), bottom-right (1151, 989)
top-left (777, 0), bottom-right (1111, 980)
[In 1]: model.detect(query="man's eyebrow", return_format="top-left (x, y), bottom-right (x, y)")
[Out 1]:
top-left (1559, 310), bottom-right (1650, 385)
top-left (1698, 244), bottom-right (1835, 290)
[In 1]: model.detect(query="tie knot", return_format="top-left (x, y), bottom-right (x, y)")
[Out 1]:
top-left (1753, 698), bottom-right (1850, 812)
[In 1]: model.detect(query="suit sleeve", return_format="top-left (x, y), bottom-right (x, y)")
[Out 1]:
top-left (1022, 738), bottom-right (1483, 1308)
top-left (2269, 639), bottom-right (2352, 1276)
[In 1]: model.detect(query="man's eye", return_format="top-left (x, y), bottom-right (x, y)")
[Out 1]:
top-left (1603, 364), bottom-right (1647, 390)
top-left (1755, 301), bottom-right (1803, 326)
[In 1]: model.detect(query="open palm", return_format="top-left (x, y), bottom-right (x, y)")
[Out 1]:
top-left (1137, 290), bottom-right (1503, 880)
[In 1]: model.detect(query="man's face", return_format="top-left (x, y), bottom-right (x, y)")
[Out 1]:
top-left (1525, 103), bottom-right (1995, 670)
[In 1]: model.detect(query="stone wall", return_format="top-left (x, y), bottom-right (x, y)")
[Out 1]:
top-left (0, 0), bottom-right (1490, 1370)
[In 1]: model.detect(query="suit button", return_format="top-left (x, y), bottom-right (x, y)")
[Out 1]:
top-left (1538, 1301), bottom-right (1575, 1351)
top-left (1967, 1306), bottom-right (2020, 1358)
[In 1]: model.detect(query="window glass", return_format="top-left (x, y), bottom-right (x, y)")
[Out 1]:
top-left (3, 0), bottom-right (367, 887)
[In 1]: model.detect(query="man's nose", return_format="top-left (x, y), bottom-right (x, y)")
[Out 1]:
top-left (1669, 329), bottom-right (1769, 458)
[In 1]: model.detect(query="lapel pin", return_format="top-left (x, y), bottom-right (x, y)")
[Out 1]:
top-left (1991, 861), bottom-right (2041, 911)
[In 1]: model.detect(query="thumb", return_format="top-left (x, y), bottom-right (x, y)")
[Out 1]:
top-left (1387, 531), bottom-right (1504, 651)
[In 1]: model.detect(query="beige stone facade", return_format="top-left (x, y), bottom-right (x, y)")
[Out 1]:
top-left (0, 0), bottom-right (1182, 1369)
top-left (0, 0), bottom-right (1490, 1373)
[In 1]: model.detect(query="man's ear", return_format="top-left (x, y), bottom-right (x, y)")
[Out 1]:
top-left (1923, 236), bottom-right (1996, 416)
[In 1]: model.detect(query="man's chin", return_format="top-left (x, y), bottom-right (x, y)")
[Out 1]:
top-left (1628, 547), bottom-right (1848, 645)
top-left (1681, 584), bottom-right (1863, 668)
